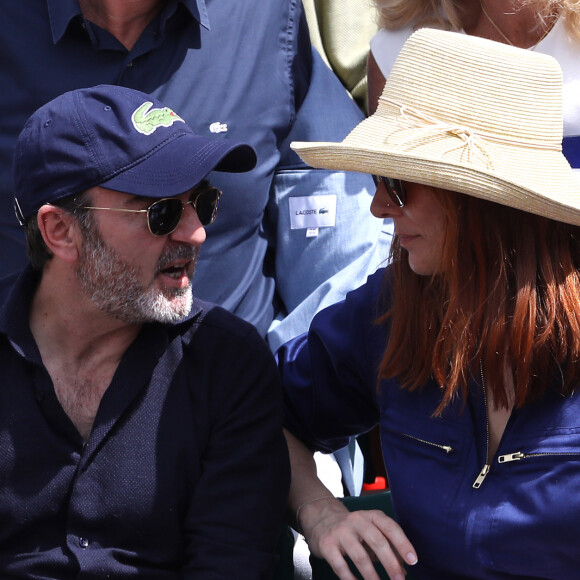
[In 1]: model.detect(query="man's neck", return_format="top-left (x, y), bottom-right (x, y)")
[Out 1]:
top-left (77, 0), bottom-right (166, 50)
top-left (30, 267), bottom-right (141, 372)
top-left (30, 266), bottom-right (143, 441)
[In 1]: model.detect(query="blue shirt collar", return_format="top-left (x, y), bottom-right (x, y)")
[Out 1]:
top-left (47, 0), bottom-right (209, 44)
top-left (47, 0), bottom-right (82, 44)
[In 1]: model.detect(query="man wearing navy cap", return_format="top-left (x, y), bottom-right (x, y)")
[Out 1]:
top-left (0, 85), bottom-right (290, 579)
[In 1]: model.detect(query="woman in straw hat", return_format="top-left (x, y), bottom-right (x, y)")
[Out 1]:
top-left (368, 0), bottom-right (580, 176)
top-left (279, 28), bottom-right (580, 579)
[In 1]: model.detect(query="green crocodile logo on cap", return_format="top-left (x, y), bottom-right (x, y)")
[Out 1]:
top-left (131, 101), bottom-right (185, 135)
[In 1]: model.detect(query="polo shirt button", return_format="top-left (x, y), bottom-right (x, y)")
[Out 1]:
top-left (79, 537), bottom-right (89, 548)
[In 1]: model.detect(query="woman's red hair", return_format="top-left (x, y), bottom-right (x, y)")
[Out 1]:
top-left (378, 190), bottom-right (580, 414)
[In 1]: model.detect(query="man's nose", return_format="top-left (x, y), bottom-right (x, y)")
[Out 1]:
top-left (169, 203), bottom-right (206, 246)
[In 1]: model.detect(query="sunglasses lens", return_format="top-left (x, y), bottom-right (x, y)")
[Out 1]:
top-left (372, 175), bottom-right (405, 207)
top-left (148, 198), bottom-right (183, 236)
top-left (193, 188), bottom-right (220, 226)
top-left (384, 177), bottom-right (405, 207)
top-left (145, 187), bottom-right (222, 235)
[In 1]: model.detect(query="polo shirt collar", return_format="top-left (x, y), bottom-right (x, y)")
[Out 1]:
top-left (47, 0), bottom-right (209, 44)
top-left (0, 266), bottom-right (41, 358)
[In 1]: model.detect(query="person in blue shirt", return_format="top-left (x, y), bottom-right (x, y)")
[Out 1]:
top-left (278, 29), bottom-right (580, 579)
top-left (0, 0), bottom-right (391, 351)
top-left (2, 84), bottom-right (289, 579)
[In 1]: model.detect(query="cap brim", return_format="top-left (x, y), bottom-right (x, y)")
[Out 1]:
top-left (101, 132), bottom-right (257, 198)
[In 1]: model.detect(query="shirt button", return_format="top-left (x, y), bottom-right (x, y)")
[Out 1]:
top-left (126, 61), bottom-right (133, 67)
top-left (79, 537), bottom-right (89, 548)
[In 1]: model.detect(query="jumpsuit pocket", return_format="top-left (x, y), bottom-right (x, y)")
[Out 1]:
top-left (379, 402), bottom-right (473, 572)
top-left (486, 428), bottom-right (580, 576)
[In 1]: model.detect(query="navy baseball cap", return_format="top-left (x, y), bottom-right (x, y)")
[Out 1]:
top-left (13, 84), bottom-right (257, 223)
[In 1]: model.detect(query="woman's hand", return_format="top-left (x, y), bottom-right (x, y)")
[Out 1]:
top-left (284, 429), bottom-right (418, 579)
top-left (298, 496), bottom-right (418, 580)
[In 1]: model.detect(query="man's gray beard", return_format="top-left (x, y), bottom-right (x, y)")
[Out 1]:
top-left (76, 215), bottom-right (195, 324)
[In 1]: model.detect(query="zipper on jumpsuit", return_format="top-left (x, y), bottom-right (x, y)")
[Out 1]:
top-left (472, 365), bottom-right (577, 479)
top-left (399, 432), bottom-right (455, 454)
top-left (473, 361), bottom-right (491, 489)
top-left (498, 450), bottom-right (580, 462)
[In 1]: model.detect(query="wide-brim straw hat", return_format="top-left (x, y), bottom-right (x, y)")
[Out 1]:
top-left (291, 28), bottom-right (580, 226)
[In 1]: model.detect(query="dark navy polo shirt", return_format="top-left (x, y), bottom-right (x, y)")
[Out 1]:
top-left (0, 267), bottom-right (290, 578)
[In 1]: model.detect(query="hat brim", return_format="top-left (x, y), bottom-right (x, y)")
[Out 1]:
top-left (101, 132), bottom-right (257, 198)
top-left (291, 117), bottom-right (580, 227)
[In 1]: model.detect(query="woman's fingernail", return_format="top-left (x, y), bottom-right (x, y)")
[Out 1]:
top-left (394, 575), bottom-right (405, 580)
top-left (406, 552), bottom-right (418, 565)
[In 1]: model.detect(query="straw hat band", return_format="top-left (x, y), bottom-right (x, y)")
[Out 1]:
top-left (377, 98), bottom-right (561, 152)
top-left (341, 97), bottom-right (562, 171)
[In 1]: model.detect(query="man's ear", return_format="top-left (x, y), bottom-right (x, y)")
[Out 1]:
top-left (36, 204), bottom-right (81, 263)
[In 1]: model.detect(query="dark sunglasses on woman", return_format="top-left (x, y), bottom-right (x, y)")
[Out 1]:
top-left (372, 175), bottom-right (406, 207)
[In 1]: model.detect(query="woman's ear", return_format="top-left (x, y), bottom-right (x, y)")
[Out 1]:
top-left (36, 204), bottom-right (80, 263)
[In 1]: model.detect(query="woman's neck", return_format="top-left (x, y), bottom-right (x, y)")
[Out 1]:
top-left (460, 0), bottom-right (557, 49)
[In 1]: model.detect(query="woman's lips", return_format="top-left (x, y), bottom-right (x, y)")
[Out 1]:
top-left (397, 233), bottom-right (420, 248)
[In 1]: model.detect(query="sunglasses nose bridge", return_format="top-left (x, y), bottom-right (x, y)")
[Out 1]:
top-left (388, 186), bottom-right (405, 208)
top-left (167, 198), bottom-right (207, 245)
top-left (176, 198), bottom-right (204, 229)
top-left (373, 175), bottom-right (406, 208)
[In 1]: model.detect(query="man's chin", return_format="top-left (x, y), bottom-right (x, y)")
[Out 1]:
top-left (148, 288), bottom-right (193, 323)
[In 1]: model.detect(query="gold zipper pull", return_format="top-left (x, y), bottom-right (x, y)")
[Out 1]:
top-left (472, 464), bottom-right (490, 488)
top-left (498, 451), bottom-right (524, 463)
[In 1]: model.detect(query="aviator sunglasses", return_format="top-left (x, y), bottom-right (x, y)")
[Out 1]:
top-left (80, 184), bottom-right (222, 236)
top-left (372, 175), bottom-right (406, 207)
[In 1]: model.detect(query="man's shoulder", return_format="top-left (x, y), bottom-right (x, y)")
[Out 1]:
top-left (167, 300), bottom-right (276, 384)
top-left (174, 299), bottom-right (265, 347)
